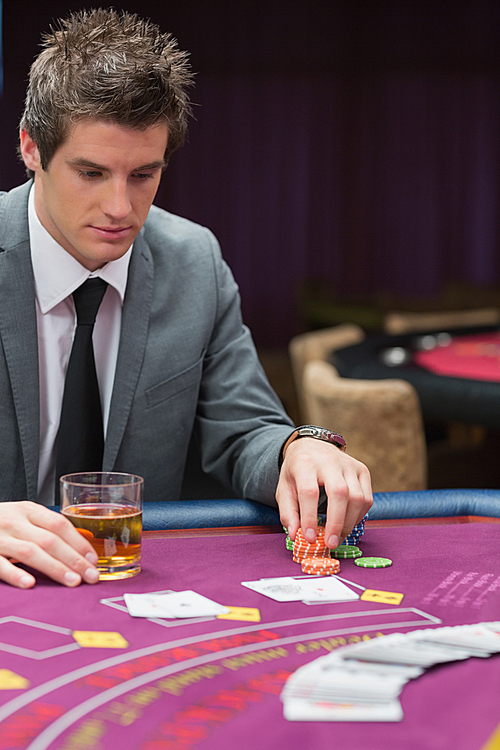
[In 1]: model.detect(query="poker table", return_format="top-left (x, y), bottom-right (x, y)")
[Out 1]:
top-left (331, 326), bottom-right (500, 429)
top-left (1, 511), bottom-right (500, 750)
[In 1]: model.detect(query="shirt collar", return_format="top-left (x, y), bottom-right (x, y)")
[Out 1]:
top-left (28, 184), bottom-right (132, 314)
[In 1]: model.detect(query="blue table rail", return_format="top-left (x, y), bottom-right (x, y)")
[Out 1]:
top-left (139, 489), bottom-right (500, 530)
top-left (50, 490), bottom-right (500, 530)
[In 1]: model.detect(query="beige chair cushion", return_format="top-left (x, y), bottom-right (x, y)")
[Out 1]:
top-left (289, 324), bottom-right (365, 422)
top-left (302, 360), bottom-right (427, 493)
top-left (384, 308), bottom-right (500, 335)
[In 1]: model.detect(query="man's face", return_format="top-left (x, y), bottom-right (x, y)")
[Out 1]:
top-left (20, 120), bottom-right (169, 271)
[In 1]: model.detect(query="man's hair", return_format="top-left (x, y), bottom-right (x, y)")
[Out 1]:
top-left (20, 8), bottom-right (193, 175)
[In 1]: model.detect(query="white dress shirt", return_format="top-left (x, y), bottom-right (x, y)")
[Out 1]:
top-left (28, 186), bottom-right (132, 506)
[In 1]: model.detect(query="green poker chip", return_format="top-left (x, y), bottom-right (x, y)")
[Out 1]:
top-left (331, 545), bottom-right (362, 559)
top-left (354, 557), bottom-right (392, 568)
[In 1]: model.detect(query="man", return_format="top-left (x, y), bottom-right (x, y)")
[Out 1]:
top-left (0, 9), bottom-right (372, 589)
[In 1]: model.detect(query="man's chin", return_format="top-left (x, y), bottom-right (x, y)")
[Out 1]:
top-left (74, 244), bottom-right (131, 270)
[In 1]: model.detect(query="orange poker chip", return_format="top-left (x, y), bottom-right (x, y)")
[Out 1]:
top-left (301, 557), bottom-right (340, 575)
top-left (302, 569), bottom-right (340, 577)
top-left (293, 548), bottom-right (329, 558)
top-left (294, 541), bottom-right (328, 548)
top-left (294, 539), bottom-right (326, 547)
top-left (295, 526), bottom-right (325, 544)
top-left (293, 550), bottom-right (328, 559)
top-left (293, 550), bottom-right (330, 560)
top-left (293, 546), bottom-right (329, 553)
top-left (295, 528), bottom-right (325, 543)
top-left (302, 558), bottom-right (338, 566)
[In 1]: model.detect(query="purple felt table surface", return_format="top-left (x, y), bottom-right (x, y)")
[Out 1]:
top-left (0, 522), bottom-right (499, 750)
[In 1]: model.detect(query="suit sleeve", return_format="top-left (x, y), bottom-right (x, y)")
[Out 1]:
top-left (194, 231), bottom-right (295, 506)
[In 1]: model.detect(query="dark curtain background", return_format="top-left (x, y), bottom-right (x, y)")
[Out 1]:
top-left (1, 0), bottom-right (500, 346)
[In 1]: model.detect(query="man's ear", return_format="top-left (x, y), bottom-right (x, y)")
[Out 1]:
top-left (19, 130), bottom-right (42, 173)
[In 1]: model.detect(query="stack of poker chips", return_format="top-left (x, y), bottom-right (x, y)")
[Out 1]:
top-left (284, 519), bottom-right (323, 552)
top-left (292, 527), bottom-right (340, 575)
top-left (284, 526), bottom-right (294, 551)
top-left (284, 519), bottom-right (393, 576)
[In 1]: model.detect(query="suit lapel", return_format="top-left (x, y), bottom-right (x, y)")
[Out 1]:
top-left (0, 183), bottom-right (40, 501)
top-left (0, 184), bottom-right (156, 491)
top-left (103, 231), bottom-right (154, 469)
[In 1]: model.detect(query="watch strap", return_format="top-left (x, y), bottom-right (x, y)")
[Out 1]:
top-left (279, 425), bottom-right (346, 467)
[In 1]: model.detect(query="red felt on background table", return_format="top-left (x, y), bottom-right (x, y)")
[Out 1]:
top-left (414, 332), bottom-right (500, 382)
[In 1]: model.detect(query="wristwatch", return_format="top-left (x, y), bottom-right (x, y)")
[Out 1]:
top-left (279, 425), bottom-right (346, 467)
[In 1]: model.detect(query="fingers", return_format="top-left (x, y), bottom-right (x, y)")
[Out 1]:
top-left (322, 478), bottom-right (349, 550)
top-left (0, 555), bottom-right (36, 589)
top-left (275, 475), bottom-right (301, 541)
top-left (276, 438), bottom-right (373, 550)
top-left (0, 502), bottom-right (100, 588)
top-left (355, 466), bottom-right (373, 525)
top-left (25, 503), bottom-right (97, 558)
top-left (4, 532), bottom-right (100, 588)
top-left (276, 440), bottom-right (325, 542)
top-left (323, 461), bottom-right (372, 547)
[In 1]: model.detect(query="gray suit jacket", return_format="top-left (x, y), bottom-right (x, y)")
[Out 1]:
top-left (0, 181), bottom-right (294, 505)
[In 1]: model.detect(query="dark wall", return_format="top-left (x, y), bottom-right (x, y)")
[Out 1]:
top-left (2, 1), bottom-right (500, 345)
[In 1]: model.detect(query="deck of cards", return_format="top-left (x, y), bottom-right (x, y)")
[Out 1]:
top-left (124, 590), bottom-right (230, 619)
top-left (281, 621), bottom-right (500, 722)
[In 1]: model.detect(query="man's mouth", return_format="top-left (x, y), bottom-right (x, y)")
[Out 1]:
top-left (90, 226), bottom-right (133, 239)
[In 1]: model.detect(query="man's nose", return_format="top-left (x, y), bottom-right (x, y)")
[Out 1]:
top-left (101, 180), bottom-right (132, 220)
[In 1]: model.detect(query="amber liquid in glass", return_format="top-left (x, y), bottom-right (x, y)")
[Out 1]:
top-left (62, 503), bottom-right (142, 579)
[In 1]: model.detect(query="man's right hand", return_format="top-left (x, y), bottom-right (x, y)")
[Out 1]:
top-left (0, 501), bottom-right (100, 588)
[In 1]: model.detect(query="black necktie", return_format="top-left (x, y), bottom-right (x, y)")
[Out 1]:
top-left (55, 278), bottom-right (108, 494)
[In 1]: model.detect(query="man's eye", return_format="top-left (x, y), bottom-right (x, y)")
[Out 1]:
top-left (78, 170), bottom-right (102, 180)
top-left (132, 172), bottom-right (155, 180)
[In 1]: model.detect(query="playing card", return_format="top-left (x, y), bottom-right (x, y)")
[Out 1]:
top-left (283, 698), bottom-right (404, 722)
top-left (154, 590), bottom-right (230, 618)
top-left (123, 592), bottom-right (177, 618)
top-left (299, 576), bottom-right (360, 603)
top-left (241, 577), bottom-right (305, 601)
top-left (282, 665), bottom-right (407, 703)
top-left (281, 622), bottom-right (500, 724)
top-left (282, 652), bottom-right (419, 705)
top-left (415, 624), bottom-right (500, 656)
top-left (124, 590), bottom-right (229, 619)
top-left (241, 576), bottom-right (359, 603)
top-left (340, 632), bottom-right (472, 667)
